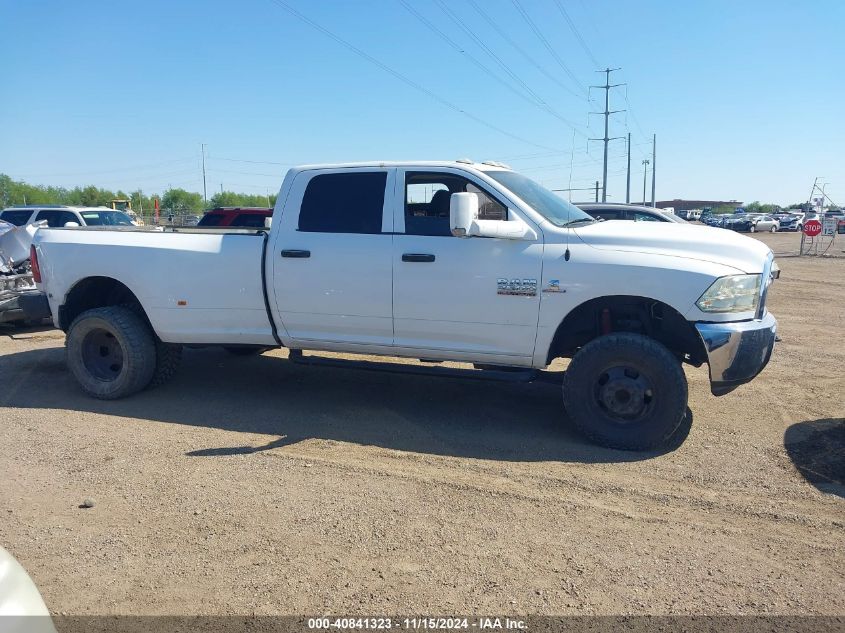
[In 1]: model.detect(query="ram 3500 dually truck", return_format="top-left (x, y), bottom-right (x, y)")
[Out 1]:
top-left (25, 161), bottom-right (778, 450)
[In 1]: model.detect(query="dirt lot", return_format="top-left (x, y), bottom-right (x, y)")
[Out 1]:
top-left (1, 232), bottom-right (843, 616)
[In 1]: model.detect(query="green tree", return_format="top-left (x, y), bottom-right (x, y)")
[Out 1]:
top-left (161, 188), bottom-right (204, 212)
top-left (208, 190), bottom-right (276, 208)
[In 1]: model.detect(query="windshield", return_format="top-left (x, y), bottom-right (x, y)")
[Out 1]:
top-left (485, 171), bottom-right (594, 227)
top-left (79, 211), bottom-right (134, 226)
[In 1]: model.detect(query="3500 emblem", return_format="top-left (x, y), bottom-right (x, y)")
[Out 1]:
top-left (497, 278), bottom-right (537, 296)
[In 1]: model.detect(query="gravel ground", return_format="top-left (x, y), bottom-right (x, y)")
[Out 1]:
top-left (1, 237), bottom-right (843, 616)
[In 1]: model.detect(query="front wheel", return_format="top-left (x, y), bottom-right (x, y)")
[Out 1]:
top-left (66, 306), bottom-right (156, 399)
top-left (770, 225), bottom-right (777, 233)
top-left (750, 224), bottom-right (757, 232)
top-left (562, 333), bottom-right (688, 450)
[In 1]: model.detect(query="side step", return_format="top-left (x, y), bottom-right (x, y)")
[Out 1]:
top-left (287, 350), bottom-right (562, 384)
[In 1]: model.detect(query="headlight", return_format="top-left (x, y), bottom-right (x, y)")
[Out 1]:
top-left (696, 274), bottom-right (761, 313)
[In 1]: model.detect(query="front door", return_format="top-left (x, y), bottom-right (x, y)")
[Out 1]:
top-left (392, 169), bottom-right (543, 364)
top-left (271, 168), bottom-right (395, 347)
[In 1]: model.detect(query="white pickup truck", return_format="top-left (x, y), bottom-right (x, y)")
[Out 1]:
top-left (25, 161), bottom-right (778, 450)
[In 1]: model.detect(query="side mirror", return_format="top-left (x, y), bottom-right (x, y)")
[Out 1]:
top-left (63, 221), bottom-right (80, 228)
top-left (264, 217), bottom-right (273, 229)
top-left (449, 192), bottom-right (478, 237)
top-left (449, 191), bottom-right (538, 241)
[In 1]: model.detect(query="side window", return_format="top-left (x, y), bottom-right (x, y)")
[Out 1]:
top-left (230, 213), bottom-right (267, 227)
top-left (632, 211), bottom-right (660, 222)
top-left (592, 209), bottom-right (623, 221)
top-left (0, 210), bottom-right (34, 226)
top-left (404, 172), bottom-right (507, 237)
top-left (197, 213), bottom-right (224, 226)
top-left (35, 210), bottom-right (79, 227)
top-left (299, 171), bottom-right (386, 234)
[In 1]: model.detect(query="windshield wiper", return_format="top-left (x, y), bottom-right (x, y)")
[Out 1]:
top-left (560, 217), bottom-right (597, 227)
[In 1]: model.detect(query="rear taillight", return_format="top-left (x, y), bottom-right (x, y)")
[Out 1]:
top-left (30, 245), bottom-right (42, 283)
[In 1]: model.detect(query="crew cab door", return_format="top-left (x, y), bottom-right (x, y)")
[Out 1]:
top-left (391, 169), bottom-right (543, 364)
top-left (270, 168), bottom-right (395, 347)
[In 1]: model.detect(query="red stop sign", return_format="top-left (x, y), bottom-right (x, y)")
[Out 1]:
top-left (803, 219), bottom-right (822, 236)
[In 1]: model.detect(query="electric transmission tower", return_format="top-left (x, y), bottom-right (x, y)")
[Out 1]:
top-left (589, 68), bottom-right (625, 202)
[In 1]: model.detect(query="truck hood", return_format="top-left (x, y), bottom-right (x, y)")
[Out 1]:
top-left (571, 220), bottom-right (772, 274)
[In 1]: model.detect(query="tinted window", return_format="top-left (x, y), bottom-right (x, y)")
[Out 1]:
top-left (299, 172), bottom-right (386, 234)
top-left (404, 172), bottom-right (507, 237)
top-left (587, 208), bottom-right (623, 221)
top-left (0, 210), bottom-right (35, 226)
top-left (632, 211), bottom-right (663, 222)
top-left (230, 213), bottom-right (268, 227)
top-left (35, 210), bottom-right (79, 227)
top-left (197, 213), bottom-right (224, 226)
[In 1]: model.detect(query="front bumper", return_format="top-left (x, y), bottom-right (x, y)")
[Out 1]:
top-left (695, 312), bottom-right (777, 396)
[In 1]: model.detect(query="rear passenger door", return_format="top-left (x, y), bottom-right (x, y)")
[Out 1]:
top-left (271, 168), bottom-right (396, 347)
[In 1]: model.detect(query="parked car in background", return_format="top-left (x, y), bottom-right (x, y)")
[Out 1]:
top-left (724, 214), bottom-right (779, 233)
top-left (0, 205), bottom-right (136, 228)
top-left (773, 213), bottom-right (802, 232)
top-left (197, 207), bottom-right (273, 228)
top-left (703, 214), bottom-right (729, 227)
top-left (576, 203), bottom-right (688, 224)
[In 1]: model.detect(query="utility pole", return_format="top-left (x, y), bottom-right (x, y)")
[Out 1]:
top-left (589, 67), bottom-right (625, 202)
top-left (201, 143), bottom-right (208, 204)
top-left (650, 133), bottom-right (656, 207)
top-left (594, 180), bottom-right (599, 202)
top-left (642, 159), bottom-right (650, 205)
top-left (220, 183), bottom-right (224, 195)
top-left (626, 132), bottom-right (631, 203)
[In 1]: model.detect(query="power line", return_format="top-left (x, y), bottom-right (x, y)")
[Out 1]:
top-left (552, 0), bottom-right (600, 68)
top-left (266, 0), bottom-right (563, 152)
top-left (7, 157), bottom-right (197, 180)
top-left (431, 0), bottom-right (587, 133)
top-left (466, 0), bottom-right (584, 101)
top-left (589, 68), bottom-right (626, 202)
top-left (509, 0), bottom-right (588, 98)
top-left (212, 156), bottom-right (290, 166)
top-left (399, 0), bottom-right (584, 134)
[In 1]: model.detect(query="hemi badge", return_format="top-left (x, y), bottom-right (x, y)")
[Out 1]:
top-left (177, 300), bottom-right (188, 306)
top-left (543, 280), bottom-right (564, 293)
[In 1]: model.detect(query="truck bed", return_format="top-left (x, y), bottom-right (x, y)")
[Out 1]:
top-left (34, 226), bottom-right (277, 345)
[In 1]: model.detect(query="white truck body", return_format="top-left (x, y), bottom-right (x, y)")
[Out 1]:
top-left (27, 161), bottom-right (778, 449)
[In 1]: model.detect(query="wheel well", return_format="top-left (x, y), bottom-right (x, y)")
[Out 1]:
top-left (59, 277), bottom-right (149, 331)
top-left (547, 295), bottom-right (706, 366)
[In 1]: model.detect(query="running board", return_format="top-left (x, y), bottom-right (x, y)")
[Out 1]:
top-left (287, 350), bottom-right (562, 384)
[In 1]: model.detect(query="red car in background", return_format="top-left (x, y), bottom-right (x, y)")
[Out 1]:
top-left (197, 207), bottom-right (273, 228)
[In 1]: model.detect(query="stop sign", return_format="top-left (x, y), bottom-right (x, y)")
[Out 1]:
top-left (803, 219), bottom-right (822, 237)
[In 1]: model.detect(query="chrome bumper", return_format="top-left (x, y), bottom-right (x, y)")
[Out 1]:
top-left (695, 312), bottom-right (777, 396)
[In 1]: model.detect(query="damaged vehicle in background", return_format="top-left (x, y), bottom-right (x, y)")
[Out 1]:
top-left (0, 221), bottom-right (50, 326)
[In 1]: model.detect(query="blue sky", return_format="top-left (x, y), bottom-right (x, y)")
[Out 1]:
top-left (1, 0), bottom-right (842, 205)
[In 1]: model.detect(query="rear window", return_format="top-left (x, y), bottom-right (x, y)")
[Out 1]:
top-left (299, 171), bottom-right (386, 234)
top-left (198, 213), bottom-right (224, 226)
top-left (230, 213), bottom-right (268, 228)
top-left (0, 210), bottom-right (34, 226)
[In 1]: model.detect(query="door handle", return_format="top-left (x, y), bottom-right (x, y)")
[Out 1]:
top-left (402, 253), bottom-right (435, 263)
top-left (281, 249), bottom-right (311, 258)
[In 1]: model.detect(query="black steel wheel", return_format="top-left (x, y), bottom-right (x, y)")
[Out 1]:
top-left (563, 333), bottom-right (688, 450)
top-left (66, 306), bottom-right (156, 399)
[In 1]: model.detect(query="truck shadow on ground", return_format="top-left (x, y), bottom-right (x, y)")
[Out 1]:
top-left (1, 346), bottom-right (691, 464)
top-left (784, 418), bottom-right (845, 499)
